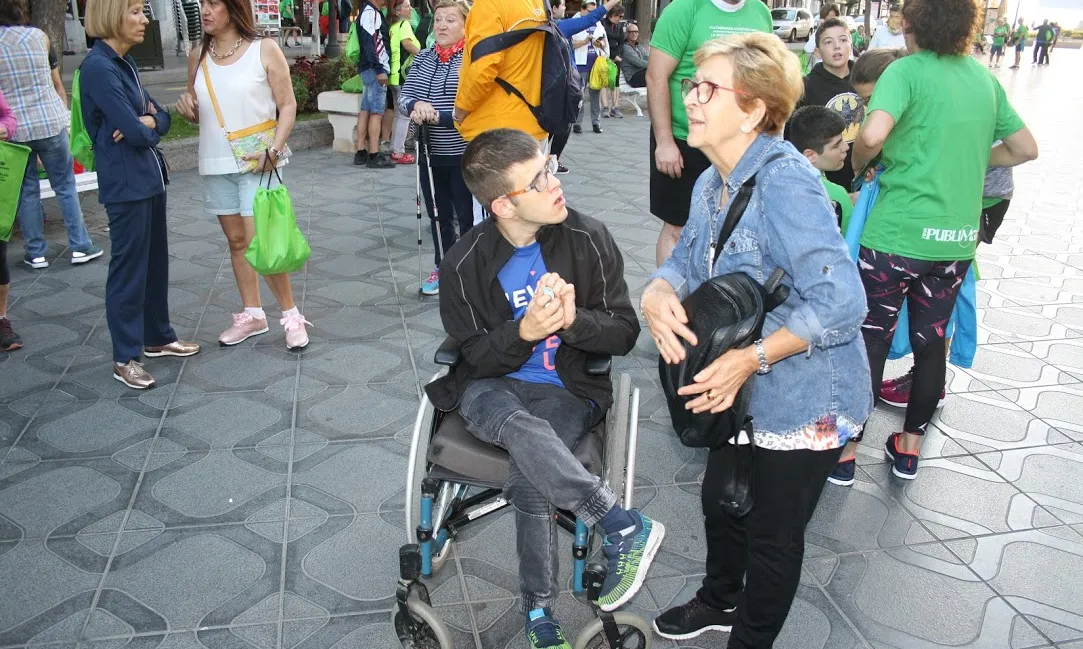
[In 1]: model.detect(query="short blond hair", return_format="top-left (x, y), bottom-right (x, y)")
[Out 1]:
top-left (433, 0), bottom-right (471, 22)
top-left (84, 0), bottom-right (141, 39)
top-left (693, 32), bottom-right (803, 135)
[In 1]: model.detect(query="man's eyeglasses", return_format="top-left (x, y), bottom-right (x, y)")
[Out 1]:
top-left (501, 156), bottom-right (560, 200)
top-left (679, 78), bottom-right (747, 104)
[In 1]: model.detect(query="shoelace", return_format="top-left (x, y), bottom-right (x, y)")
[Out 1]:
top-left (426, 270), bottom-right (439, 283)
top-left (527, 617), bottom-right (566, 647)
top-left (231, 312), bottom-right (255, 327)
top-left (280, 313), bottom-right (313, 332)
top-left (126, 361), bottom-right (147, 377)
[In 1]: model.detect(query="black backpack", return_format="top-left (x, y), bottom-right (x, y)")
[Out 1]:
top-left (470, 0), bottom-right (583, 134)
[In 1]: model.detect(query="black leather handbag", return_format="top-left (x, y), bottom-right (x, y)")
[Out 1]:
top-left (658, 163), bottom-right (789, 517)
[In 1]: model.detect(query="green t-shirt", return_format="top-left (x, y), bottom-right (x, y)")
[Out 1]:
top-left (389, 20), bottom-right (419, 86)
top-left (862, 50), bottom-right (1025, 261)
top-left (1013, 24), bottom-right (1026, 45)
top-left (280, 0), bottom-right (294, 20)
top-left (822, 175), bottom-right (854, 233)
top-left (993, 24), bottom-right (1009, 47)
top-left (650, 0), bottom-right (772, 140)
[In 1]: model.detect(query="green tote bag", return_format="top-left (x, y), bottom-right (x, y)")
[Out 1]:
top-left (244, 162), bottom-right (311, 275)
top-left (0, 140), bottom-right (32, 241)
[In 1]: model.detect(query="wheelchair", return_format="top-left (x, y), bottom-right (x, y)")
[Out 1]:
top-left (394, 336), bottom-right (653, 649)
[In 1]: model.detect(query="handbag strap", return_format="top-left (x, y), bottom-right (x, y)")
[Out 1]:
top-left (712, 153), bottom-right (785, 264)
top-left (200, 59), bottom-right (227, 131)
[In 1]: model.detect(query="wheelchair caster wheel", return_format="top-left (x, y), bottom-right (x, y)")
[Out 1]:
top-left (572, 612), bottom-right (652, 649)
top-left (393, 596), bottom-right (454, 649)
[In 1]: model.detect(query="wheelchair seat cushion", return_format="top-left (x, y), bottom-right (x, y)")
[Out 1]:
top-left (427, 411), bottom-right (604, 486)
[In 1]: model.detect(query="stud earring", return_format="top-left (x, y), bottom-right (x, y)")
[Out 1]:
top-left (740, 123), bottom-right (753, 134)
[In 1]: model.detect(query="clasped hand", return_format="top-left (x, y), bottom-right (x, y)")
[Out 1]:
top-left (113, 101), bottom-right (157, 143)
top-left (518, 273), bottom-right (577, 342)
top-left (410, 101), bottom-right (440, 125)
top-left (641, 279), bottom-right (757, 414)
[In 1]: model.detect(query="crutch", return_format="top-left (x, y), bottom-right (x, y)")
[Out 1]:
top-left (417, 124), bottom-right (445, 296)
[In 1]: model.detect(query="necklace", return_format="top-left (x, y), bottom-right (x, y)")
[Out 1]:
top-left (210, 37), bottom-right (243, 59)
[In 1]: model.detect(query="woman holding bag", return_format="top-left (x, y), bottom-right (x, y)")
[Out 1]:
top-left (175, 0), bottom-right (312, 350)
top-left (82, 0), bottom-right (200, 389)
top-left (640, 33), bottom-right (871, 646)
top-left (0, 88), bottom-right (21, 351)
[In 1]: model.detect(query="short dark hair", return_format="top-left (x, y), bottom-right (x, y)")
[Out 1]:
top-left (902, 0), bottom-right (978, 55)
top-left (851, 47), bottom-right (906, 85)
top-left (462, 129), bottom-right (543, 210)
top-left (820, 3), bottom-right (840, 20)
top-left (0, 2), bottom-right (29, 27)
top-left (787, 106), bottom-right (846, 155)
top-left (816, 17), bottom-right (849, 48)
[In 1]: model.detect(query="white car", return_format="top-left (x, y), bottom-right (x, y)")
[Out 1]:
top-left (772, 8), bottom-right (814, 42)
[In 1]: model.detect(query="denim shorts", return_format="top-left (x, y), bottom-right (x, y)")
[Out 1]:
top-left (202, 171), bottom-right (281, 217)
top-left (359, 68), bottom-right (387, 115)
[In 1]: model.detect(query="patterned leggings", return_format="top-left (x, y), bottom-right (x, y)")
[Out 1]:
top-left (859, 247), bottom-right (972, 436)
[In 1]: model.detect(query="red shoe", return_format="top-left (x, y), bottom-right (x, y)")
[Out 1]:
top-left (879, 367), bottom-right (948, 409)
top-left (390, 152), bottom-right (416, 165)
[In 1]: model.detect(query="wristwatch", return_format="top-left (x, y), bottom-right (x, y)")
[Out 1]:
top-left (753, 339), bottom-right (771, 375)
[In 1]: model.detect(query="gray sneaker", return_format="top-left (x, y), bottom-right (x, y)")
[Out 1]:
top-left (113, 360), bottom-right (156, 389)
top-left (71, 246), bottom-right (104, 264)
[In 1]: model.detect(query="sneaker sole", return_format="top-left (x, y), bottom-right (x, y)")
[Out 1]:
top-left (286, 339), bottom-right (310, 351)
top-left (599, 521), bottom-right (666, 612)
top-left (826, 475), bottom-right (855, 487)
top-left (651, 620), bottom-right (732, 641)
top-left (143, 348), bottom-right (200, 358)
top-left (71, 250), bottom-right (105, 264)
top-left (884, 447), bottom-right (918, 480)
top-left (113, 372), bottom-right (155, 390)
top-left (24, 261), bottom-right (49, 269)
top-left (879, 395), bottom-right (949, 409)
top-left (420, 287), bottom-right (440, 296)
top-left (218, 327), bottom-right (270, 346)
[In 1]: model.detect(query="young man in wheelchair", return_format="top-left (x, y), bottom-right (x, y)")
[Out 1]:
top-left (424, 128), bottom-right (666, 648)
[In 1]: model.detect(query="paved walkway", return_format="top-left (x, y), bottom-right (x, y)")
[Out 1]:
top-left (2, 52), bottom-right (1083, 649)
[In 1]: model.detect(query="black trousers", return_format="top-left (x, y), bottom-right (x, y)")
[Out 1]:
top-left (699, 444), bottom-right (842, 649)
top-left (550, 124), bottom-right (572, 159)
top-left (1033, 42), bottom-right (1049, 64)
top-left (0, 241), bottom-right (8, 286)
top-left (419, 157), bottom-right (473, 268)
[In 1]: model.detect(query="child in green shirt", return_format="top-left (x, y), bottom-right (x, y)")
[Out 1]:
top-left (786, 106), bottom-right (855, 232)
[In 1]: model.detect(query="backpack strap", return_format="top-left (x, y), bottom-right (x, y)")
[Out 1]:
top-left (471, 22), bottom-right (557, 109)
top-left (712, 152), bottom-right (785, 264)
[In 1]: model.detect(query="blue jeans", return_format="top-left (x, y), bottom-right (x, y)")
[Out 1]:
top-left (17, 131), bottom-right (93, 258)
top-left (459, 377), bottom-right (616, 613)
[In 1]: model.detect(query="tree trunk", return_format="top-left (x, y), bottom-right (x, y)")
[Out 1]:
top-left (863, 0), bottom-right (872, 36)
top-left (17, 0), bottom-right (68, 73)
top-left (636, 0), bottom-right (653, 42)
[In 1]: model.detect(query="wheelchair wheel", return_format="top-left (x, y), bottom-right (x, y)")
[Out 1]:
top-left (392, 595), bottom-right (454, 649)
top-left (572, 612), bottom-right (652, 649)
top-left (406, 374), bottom-right (442, 544)
top-left (603, 373), bottom-right (632, 506)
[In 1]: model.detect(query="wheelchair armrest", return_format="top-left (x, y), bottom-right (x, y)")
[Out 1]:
top-left (434, 336), bottom-right (463, 368)
top-left (585, 353), bottom-right (612, 376)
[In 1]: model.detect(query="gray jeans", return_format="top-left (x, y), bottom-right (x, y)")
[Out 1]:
top-left (576, 88), bottom-right (603, 127)
top-left (459, 377), bottom-right (617, 612)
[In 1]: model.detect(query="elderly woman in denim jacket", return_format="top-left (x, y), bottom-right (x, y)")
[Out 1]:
top-left (641, 33), bottom-right (872, 647)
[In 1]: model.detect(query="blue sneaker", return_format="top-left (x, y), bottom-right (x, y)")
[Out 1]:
top-left (597, 510), bottom-right (665, 611)
top-left (884, 433), bottom-right (919, 480)
top-left (827, 457), bottom-right (856, 486)
top-left (71, 245), bottom-right (104, 265)
top-left (525, 608), bottom-right (571, 649)
top-left (421, 268), bottom-right (439, 295)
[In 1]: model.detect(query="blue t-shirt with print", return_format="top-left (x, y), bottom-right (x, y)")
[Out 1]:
top-left (498, 242), bottom-right (565, 388)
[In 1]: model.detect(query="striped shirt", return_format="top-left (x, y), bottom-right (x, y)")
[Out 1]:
top-left (397, 48), bottom-right (467, 161)
top-left (0, 27), bottom-right (69, 142)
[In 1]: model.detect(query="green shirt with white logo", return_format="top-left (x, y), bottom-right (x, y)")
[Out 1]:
top-left (993, 24), bottom-right (1009, 48)
top-left (861, 50), bottom-right (1024, 261)
top-left (650, 0), bottom-right (772, 140)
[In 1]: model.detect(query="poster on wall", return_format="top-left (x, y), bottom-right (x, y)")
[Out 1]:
top-left (252, 0), bottom-right (281, 35)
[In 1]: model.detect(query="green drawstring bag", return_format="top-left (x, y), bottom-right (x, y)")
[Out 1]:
top-left (0, 140), bottom-right (32, 241)
top-left (607, 58), bottom-right (619, 88)
top-left (245, 162), bottom-right (311, 275)
top-left (345, 21), bottom-right (360, 64)
top-left (70, 67), bottom-right (96, 171)
top-left (341, 74), bottom-right (363, 93)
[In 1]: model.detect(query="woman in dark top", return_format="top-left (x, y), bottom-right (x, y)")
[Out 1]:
top-left (602, 5), bottom-right (624, 118)
top-left (82, 0), bottom-right (200, 389)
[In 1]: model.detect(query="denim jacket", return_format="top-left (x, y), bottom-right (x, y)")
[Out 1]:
top-left (649, 133), bottom-right (873, 436)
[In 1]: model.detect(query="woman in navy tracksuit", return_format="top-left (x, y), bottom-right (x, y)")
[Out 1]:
top-left (80, 1), bottom-right (200, 390)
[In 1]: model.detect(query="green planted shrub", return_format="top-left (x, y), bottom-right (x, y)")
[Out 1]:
top-left (289, 55), bottom-right (355, 113)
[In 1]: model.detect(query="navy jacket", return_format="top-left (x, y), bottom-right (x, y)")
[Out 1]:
top-left (80, 40), bottom-right (170, 205)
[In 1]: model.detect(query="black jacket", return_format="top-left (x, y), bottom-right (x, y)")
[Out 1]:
top-left (800, 62), bottom-right (861, 190)
top-left (424, 209), bottom-right (640, 421)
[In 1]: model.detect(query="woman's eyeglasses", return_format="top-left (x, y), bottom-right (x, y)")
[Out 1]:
top-left (680, 78), bottom-right (747, 104)
top-left (501, 156), bottom-right (560, 200)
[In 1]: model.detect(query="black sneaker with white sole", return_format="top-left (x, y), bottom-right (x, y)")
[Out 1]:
top-left (653, 594), bottom-right (737, 641)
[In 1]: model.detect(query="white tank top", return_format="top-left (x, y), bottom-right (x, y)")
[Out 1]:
top-left (194, 40), bottom-right (284, 175)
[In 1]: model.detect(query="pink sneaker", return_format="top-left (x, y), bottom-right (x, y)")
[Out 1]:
top-left (281, 312), bottom-right (312, 350)
top-left (879, 367), bottom-right (948, 409)
top-left (219, 312), bottom-right (269, 346)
